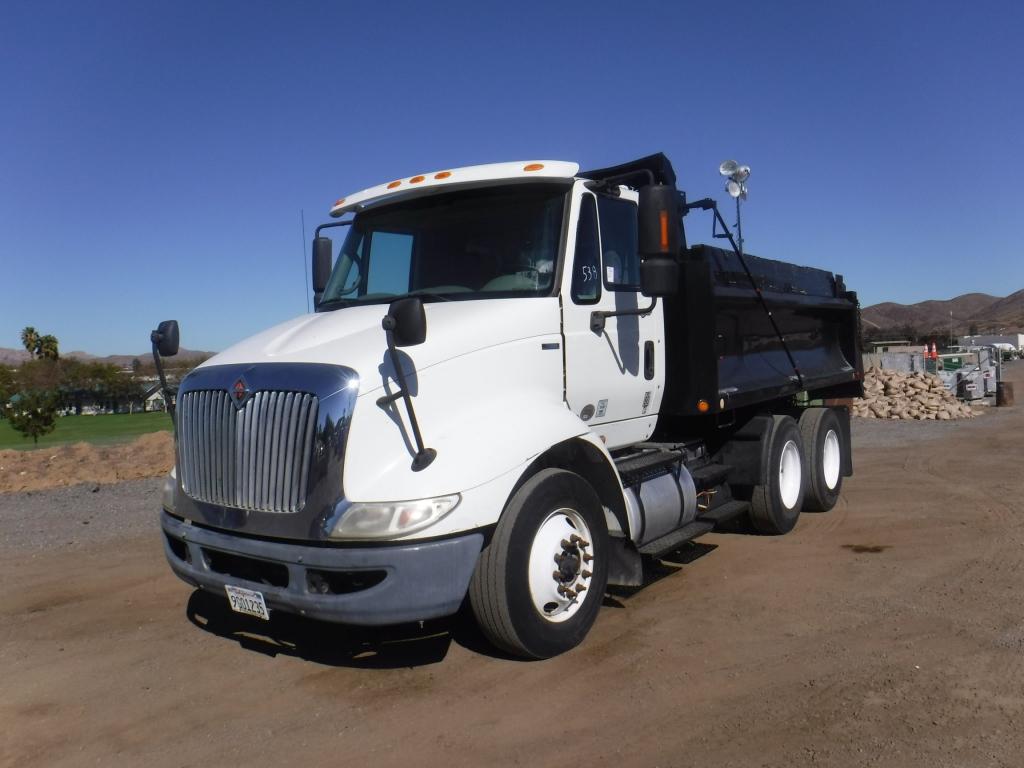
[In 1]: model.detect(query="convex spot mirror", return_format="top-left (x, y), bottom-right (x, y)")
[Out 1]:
top-left (383, 297), bottom-right (427, 347)
top-left (151, 320), bottom-right (179, 357)
top-left (640, 258), bottom-right (679, 297)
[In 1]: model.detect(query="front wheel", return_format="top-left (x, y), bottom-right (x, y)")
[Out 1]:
top-left (469, 468), bottom-right (609, 659)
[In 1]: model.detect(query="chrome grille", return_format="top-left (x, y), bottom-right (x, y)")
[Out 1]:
top-left (177, 390), bottom-right (319, 514)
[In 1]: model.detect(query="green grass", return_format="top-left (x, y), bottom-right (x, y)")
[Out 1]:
top-left (0, 412), bottom-right (173, 451)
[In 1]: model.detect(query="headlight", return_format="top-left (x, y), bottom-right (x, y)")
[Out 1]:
top-left (326, 494), bottom-right (460, 539)
top-left (162, 466), bottom-right (177, 512)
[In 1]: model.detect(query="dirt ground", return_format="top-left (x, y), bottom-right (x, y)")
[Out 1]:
top-left (0, 431), bottom-right (173, 493)
top-left (1, 365), bottom-right (1022, 768)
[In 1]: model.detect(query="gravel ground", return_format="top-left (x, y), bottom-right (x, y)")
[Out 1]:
top-left (1, 362), bottom-right (1022, 768)
top-left (0, 477), bottom-right (162, 554)
top-left (851, 402), bottom-right (998, 448)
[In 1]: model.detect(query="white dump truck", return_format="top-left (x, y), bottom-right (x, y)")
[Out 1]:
top-left (154, 153), bottom-right (863, 658)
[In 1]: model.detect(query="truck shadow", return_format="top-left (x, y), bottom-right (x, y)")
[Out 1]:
top-left (185, 542), bottom-right (724, 666)
top-left (185, 590), bottom-right (513, 668)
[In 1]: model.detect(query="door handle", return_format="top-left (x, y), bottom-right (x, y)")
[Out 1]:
top-left (644, 341), bottom-right (655, 380)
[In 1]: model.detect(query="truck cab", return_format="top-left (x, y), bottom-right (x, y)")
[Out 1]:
top-left (159, 154), bottom-right (862, 658)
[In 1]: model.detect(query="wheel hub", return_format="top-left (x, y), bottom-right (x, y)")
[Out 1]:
top-left (527, 509), bottom-right (595, 623)
top-left (553, 546), bottom-right (581, 583)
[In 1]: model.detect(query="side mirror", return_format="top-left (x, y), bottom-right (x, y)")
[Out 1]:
top-left (383, 297), bottom-right (427, 347)
top-left (151, 320), bottom-right (179, 357)
top-left (637, 184), bottom-right (680, 297)
top-left (640, 259), bottom-right (679, 297)
top-left (312, 236), bottom-right (333, 294)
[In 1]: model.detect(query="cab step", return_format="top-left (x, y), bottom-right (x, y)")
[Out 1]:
top-left (638, 520), bottom-right (715, 557)
top-left (614, 448), bottom-right (683, 485)
top-left (696, 499), bottom-right (750, 527)
top-left (689, 462), bottom-right (731, 488)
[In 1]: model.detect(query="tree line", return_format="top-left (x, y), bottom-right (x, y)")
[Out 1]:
top-left (2, 327), bottom-right (205, 444)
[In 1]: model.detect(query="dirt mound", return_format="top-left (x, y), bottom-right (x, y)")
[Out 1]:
top-left (0, 431), bottom-right (174, 493)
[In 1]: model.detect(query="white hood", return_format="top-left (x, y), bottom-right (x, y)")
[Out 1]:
top-left (201, 298), bottom-right (561, 396)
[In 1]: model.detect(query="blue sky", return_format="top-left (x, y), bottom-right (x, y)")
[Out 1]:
top-left (2, 0), bottom-right (1021, 355)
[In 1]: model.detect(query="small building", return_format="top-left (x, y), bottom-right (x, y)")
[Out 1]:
top-left (959, 333), bottom-right (1024, 352)
top-left (144, 384), bottom-right (167, 412)
top-left (869, 340), bottom-right (917, 354)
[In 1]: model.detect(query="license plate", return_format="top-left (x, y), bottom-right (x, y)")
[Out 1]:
top-left (224, 585), bottom-right (270, 620)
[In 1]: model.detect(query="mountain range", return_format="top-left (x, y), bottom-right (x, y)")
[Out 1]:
top-left (0, 347), bottom-right (212, 367)
top-left (861, 290), bottom-right (1024, 336)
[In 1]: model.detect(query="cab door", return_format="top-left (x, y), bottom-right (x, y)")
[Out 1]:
top-left (561, 185), bottom-right (665, 449)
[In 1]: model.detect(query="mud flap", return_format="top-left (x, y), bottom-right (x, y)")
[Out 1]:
top-left (606, 535), bottom-right (643, 587)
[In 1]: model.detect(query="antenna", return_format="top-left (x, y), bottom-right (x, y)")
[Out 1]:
top-left (300, 209), bottom-right (310, 313)
top-left (719, 159), bottom-right (751, 255)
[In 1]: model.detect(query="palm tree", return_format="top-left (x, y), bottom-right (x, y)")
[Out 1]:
top-left (20, 326), bottom-right (40, 357)
top-left (37, 334), bottom-right (60, 360)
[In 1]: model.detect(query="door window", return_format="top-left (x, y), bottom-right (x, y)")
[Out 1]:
top-left (571, 195), bottom-right (601, 304)
top-left (597, 197), bottom-right (640, 291)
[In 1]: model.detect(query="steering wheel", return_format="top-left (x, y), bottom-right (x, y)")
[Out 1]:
top-left (507, 264), bottom-right (540, 283)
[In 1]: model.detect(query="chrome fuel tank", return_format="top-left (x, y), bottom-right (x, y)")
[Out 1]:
top-left (624, 465), bottom-right (697, 547)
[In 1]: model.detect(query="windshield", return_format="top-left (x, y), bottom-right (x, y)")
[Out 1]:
top-left (318, 183), bottom-right (567, 308)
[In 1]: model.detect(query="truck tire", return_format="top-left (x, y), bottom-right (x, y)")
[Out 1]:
top-left (469, 468), bottom-right (609, 659)
top-left (799, 407), bottom-right (844, 512)
top-left (748, 415), bottom-right (806, 535)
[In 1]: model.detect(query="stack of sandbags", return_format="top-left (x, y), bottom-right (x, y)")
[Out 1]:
top-left (851, 367), bottom-right (978, 420)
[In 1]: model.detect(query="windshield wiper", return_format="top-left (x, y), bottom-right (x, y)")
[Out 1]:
top-left (316, 297), bottom-right (357, 311)
top-left (318, 290), bottom-right (455, 311)
top-left (391, 291), bottom-right (454, 302)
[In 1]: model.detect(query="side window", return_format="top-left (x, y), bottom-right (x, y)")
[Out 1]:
top-left (365, 231), bottom-right (413, 295)
top-left (597, 196), bottom-right (640, 291)
top-left (571, 195), bottom-right (601, 304)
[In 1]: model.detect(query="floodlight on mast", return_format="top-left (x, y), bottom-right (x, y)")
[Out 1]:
top-left (719, 159), bottom-right (751, 254)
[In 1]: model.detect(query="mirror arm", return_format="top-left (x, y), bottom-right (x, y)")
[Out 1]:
top-left (687, 197), bottom-right (804, 389)
top-left (149, 337), bottom-right (176, 426)
top-left (315, 219), bottom-right (353, 237)
top-left (376, 319), bottom-right (436, 471)
top-left (590, 297), bottom-right (658, 334)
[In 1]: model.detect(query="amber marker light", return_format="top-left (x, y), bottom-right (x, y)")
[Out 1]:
top-left (387, 181), bottom-right (402, 189)
top-left (434, 171), bottom-right (452, 179)
top-left (410, 175), bottom-right (425, 184)
top-left (697, 400), bottom-right (710, 413)
top-left (333, 197), bottom-right (346, 207)
top-left (523, 163), bottom-right (545, 172)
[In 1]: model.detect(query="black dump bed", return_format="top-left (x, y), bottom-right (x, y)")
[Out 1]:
top-left (660, 244), bottom-right (863, 417)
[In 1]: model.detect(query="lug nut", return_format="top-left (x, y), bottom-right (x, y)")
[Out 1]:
top-left (575, 584), bottom-right (587, 593)
top-left (583, 554), bottom-right (593, 563)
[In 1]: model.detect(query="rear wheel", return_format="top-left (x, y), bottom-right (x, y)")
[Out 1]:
top-left (469, 468), bottom-right (609, 659)
top-left (799, 407), bottom-right (844, 511)
top-left (749, 415), bottom-right (806, 535)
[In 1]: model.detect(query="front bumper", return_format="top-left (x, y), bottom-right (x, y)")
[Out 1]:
top-left (161, 511), bottom-right (483, 626)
